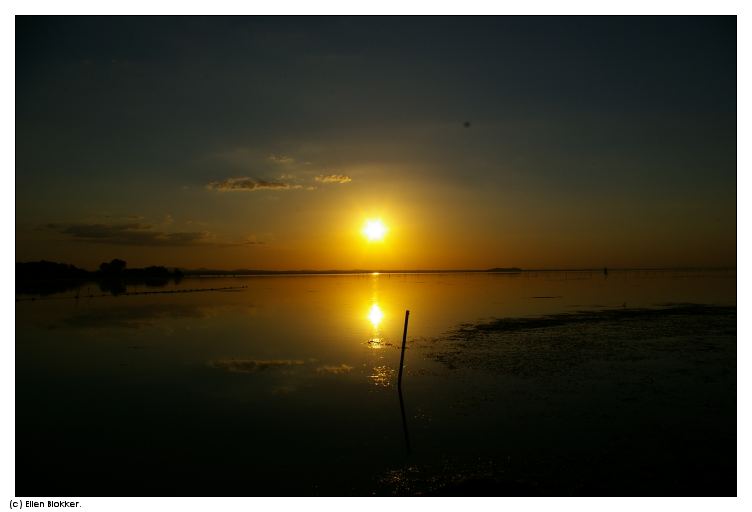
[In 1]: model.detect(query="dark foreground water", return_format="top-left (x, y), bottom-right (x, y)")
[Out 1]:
top-left (15, 270), bottom-right (736, 496)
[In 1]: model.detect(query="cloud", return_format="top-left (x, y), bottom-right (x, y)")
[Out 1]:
top-left (46, 222), bottom-right (262, 247)
top-left (206, 177), bottom-right (302, 192)
top-left (268, 154), bottom-right (295, 165)
top-left (100, 214), bottom-right (145, 221)
top-left (315, 174), bottom-right (352, 184)
top-left (209, 359), bottom-right (305, 373)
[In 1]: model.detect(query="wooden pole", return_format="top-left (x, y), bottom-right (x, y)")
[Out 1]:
top-left (398, 310), bottom-right (410, 389)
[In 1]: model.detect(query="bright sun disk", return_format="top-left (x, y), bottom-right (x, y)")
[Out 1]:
top-left (363, 219), bottom-right (387, 241)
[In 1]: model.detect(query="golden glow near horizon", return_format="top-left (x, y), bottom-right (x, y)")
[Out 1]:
top-left (362, 219), bottom-right (387, 242)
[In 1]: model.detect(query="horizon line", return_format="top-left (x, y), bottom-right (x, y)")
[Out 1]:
top-left (180, 265), bottom-right (735, 275)
top-left (15, 260), bottom-right (737, 275)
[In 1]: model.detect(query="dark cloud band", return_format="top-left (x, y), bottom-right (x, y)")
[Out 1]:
top-left (46, 222), bottom-right (260, 247)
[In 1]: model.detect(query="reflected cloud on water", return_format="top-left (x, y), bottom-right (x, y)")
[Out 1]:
top-left (209, 359), bottom-right (305, 373)
top-left (316, 364), bottom-right (354, 375)
top-left (53, 303), bottom-right (209, 330)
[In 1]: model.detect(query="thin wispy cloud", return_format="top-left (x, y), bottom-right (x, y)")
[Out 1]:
top-left (315, 174), bottom-right (352, 184)
top-left (208, 149), bottom-right (351, 191)
top-left (99, 214), bottom-right (145, 221)
top-left (206, 177), bottom-right (303, 192)
top-left (268, 154), bottom-right (295, 165)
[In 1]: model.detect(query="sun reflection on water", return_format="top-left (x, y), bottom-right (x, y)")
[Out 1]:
top-left (367, 303), bottom-right (385, 349)
top-left (368, 303), bottom-right (384, 329)
top-left (369, 365), bottom-right (395, 387)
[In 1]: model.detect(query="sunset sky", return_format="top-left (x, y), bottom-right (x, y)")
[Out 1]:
top-left (15, 16), bottom-right (736, 270)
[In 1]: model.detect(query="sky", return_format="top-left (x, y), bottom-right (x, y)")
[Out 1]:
top-left (15, 16), bottom-right (736, 270)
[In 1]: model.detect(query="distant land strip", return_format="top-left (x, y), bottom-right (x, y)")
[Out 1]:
top-left (181, 266), bottom-right (734, 276)
top-left (15, 261), bottom-right (735, 299)
top-left (182, 267), bottom-right (524, 276)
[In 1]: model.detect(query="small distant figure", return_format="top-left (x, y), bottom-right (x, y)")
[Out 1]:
top-left (603, 266), bottom-right (609, 277)
top-left (463, 121), bottom-right (471, 128)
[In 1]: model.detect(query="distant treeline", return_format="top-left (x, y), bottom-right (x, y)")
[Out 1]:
top-left (16, 260), bottom-right (183, 296)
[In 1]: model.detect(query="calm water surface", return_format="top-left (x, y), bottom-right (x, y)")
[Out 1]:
top-left (16, 270), bottom-right (736, 495)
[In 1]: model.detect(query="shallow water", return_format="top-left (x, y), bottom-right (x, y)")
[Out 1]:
top-left (15, 270), bottom-right (736, 495)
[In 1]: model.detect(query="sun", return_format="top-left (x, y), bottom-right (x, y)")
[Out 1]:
top-left (363, 219), bottom-right (388, 241)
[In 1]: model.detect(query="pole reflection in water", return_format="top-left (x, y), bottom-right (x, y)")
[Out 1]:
top-left (398, 385), bottom-right (412, 455)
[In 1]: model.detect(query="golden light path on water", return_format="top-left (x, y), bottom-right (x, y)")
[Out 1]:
top-left (367, 303), bottom-right (385, 349)
top-left (366, 271), bottom-right (387, 350)
top-left (367, 299), bottom-right (394, 386)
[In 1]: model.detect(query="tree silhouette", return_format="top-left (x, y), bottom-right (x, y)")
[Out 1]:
top-left (99, 258), bottom-right (126, 274)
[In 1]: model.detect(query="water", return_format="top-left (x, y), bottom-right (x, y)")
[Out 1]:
top-left (15, 270), bottom-right (736, 495)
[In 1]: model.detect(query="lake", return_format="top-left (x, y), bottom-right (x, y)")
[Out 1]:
top-left (15, 270), bottom-right (736, 496)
